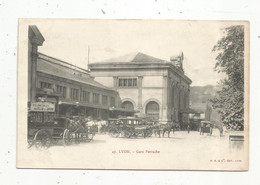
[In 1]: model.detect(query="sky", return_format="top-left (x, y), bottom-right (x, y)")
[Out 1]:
top-left (25, 19), bottom-right (245, 86)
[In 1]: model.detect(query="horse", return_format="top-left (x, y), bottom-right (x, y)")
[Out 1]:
top-left (67, 117), bottom-right (88, 144)
top-left (161, 122), bottom-right (176, 137)
top-left (154, 122), bottom-right (176, 138)
top-left (153, 123), bottom-right (162, 137)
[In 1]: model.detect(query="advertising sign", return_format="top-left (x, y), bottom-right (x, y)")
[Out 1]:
top-left (30, 102), bottom-right (55, 112)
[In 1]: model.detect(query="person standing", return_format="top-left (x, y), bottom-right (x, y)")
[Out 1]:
top-left (219, 125), bottom-right (223, 137)
top-left (187, 125), bottom-right (190, 134)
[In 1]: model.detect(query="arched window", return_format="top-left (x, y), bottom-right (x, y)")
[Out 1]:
top-left (146, 101), bottom-right (160, 120)
top-left (122, 101), bottom-right (134, 110)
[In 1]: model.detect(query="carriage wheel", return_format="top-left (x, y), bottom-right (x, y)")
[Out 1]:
top-left (51, 139), bottom-right (59, 145)
top-left (143, 130), bottom-right (147, 138)
top-left (27, 138), bottom-right (34, 148)
top-left (80, 132), bottom-right (93, 142)
top-left (34, 130), bottom-right (52, 150)
top-left (100, 126), bottom-right (106, 134)
top-left (80, 133), bottom-right (87, 142)
top-left (63, 129), bottom-right (73, 146)
top-left (137, 130), bottom-right (145, 138)
top-left (122, 129), bottom-right (132, 138)
top-left (28, 130), bottom-right (37, 148)
top-left (109, 128), bottom-right (120, 138)
top-left (146, 129), bottom-right (153, 137)
top-left (131, 132), bottom-right (138, 138)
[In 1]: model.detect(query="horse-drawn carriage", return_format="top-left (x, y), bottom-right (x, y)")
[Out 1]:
top-left (65, 116), bottom-right (98, 144)
top-left (107, 117), bottom-right (153, 138)
top-left (28, 102), bottom-right (98, 149)
top-left (106, 118), bottom-right (121, 137)
top-left (199, 121), bottom-right (213, 135)
top-left (99, 120), bottom-right (110, 134)
top-left (153, 121), bottom-right (177, 137)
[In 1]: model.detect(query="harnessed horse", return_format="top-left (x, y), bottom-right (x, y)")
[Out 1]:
top-left (67, 118), bottom-right (88, 144)
top-left (154, 122), bottom-right (176, 138)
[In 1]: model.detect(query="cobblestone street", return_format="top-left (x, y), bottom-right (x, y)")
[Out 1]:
top-left (22, 129), bottom-right (246, 170)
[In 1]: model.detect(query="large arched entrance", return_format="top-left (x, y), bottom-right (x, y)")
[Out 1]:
top-left (122, 101), bottom-right (134, 110)
top-left (145, 101), bottom-right (160, 120)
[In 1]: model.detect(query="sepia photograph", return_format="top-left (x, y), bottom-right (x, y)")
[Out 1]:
top-left (17, 19), bottom-right (249, 170)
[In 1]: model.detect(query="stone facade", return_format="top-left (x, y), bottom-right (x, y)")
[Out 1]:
top-left (89, 52), bottom-right (192, 123)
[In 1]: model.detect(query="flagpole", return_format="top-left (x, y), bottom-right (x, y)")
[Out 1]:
top-left (88, 45), bottom-right (90, 70)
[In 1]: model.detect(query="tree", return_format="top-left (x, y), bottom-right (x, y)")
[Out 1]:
top-left (211, 25), bottom-right (244, 131)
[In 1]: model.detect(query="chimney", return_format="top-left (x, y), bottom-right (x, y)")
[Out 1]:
top-left (170, 51), bottom-right (184, 72)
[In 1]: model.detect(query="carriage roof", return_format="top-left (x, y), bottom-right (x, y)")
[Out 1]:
top-left (119, 117), bottom-right (142, 120)
top-left (108, 118), bottom-right (119, 121)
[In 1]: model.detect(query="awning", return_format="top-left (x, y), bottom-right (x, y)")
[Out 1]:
top-left (59, 101), bottom-right (138, 113)
top-left (109, 107), bottom-right (138, 113)
top-left (59, 101), bottom-right (137, 113)
top-left (59, 101), bottom-right (109, 110)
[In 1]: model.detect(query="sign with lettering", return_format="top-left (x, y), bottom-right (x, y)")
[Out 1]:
top-left (30, 102), bottom-right (55, 112)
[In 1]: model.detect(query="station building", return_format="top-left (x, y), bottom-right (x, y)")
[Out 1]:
top-left (89, 52), bottom-right (192, 123)
top-left (28, 26), bottom-right (134, 120)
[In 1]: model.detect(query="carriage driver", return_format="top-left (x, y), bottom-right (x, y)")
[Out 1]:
top-left (78, 115), bottom-right (87, 128)
top-left (84, 116), bottom-right (93, 127)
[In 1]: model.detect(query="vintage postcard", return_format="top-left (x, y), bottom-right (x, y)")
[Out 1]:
top-left (17, 19), bottom-right (249, 170)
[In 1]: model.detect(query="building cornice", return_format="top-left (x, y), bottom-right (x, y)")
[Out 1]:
top-left (28, 25), bottom-right (45, 46)
top-left (90, 63), bottom-right (192, 85)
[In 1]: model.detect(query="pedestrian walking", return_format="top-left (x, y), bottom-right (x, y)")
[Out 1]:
top-left (219, 125), bottom-right (223, 137)
top-left (187, 125), bottom-right (190, 134)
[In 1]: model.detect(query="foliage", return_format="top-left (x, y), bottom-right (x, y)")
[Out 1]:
top-left (211, 25), bottom-right (244, 131)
